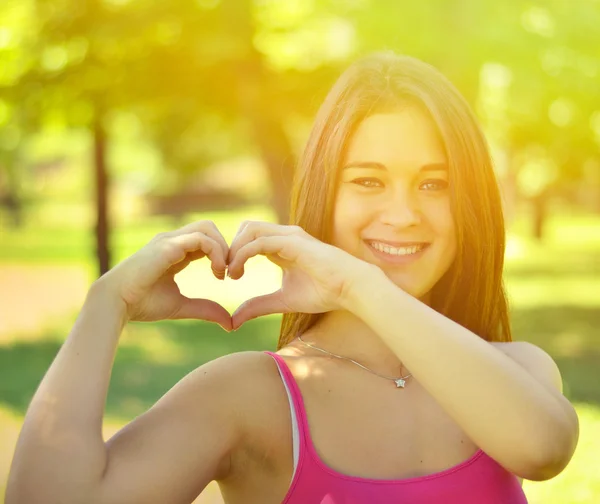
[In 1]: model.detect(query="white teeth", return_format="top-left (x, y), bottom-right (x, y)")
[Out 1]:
top-left (370, 242), bottom-right (425, 256)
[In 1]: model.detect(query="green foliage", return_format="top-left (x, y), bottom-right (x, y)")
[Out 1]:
top-left (2, 0), bottom-right (599, 200)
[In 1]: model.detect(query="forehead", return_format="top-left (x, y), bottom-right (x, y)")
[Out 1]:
top-left (343, 108), bottom-right (446, 166)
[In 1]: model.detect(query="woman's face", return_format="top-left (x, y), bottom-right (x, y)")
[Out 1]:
top-left (332, 107), bottom-right (457, 302)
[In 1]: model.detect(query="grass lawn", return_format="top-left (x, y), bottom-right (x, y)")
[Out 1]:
top-left (0, 205), bottom-right (599, 503)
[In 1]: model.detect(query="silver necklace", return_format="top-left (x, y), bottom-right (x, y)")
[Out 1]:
top-left (296, 334), bottom-right (412, 388)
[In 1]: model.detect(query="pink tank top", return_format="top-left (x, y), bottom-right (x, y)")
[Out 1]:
top-left (265, 351), bottom-right (528, 504)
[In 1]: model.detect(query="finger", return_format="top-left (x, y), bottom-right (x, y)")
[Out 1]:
top-left (168, 221), bottom-right (229, 267)
top-left (161, 232), bottom-right (226, 279)
top-left (165, 248), bottom-right (208, 276)
top-left (228, 222), bottom-right (301, 266)
top-left (228, 221), bottom-right (290, 262)
top-left (227, 220), bottom-right (252, 264)
top-left (170, 232), bottom-right (226, 277)
top-left (171, 295), bottom-right (233, 331)
top-left (231, 290), bottom-right (291, 330)
top-left (227, 235), bottom-right (298, 279)
top-left (201, 228), bottom-right (229, 269)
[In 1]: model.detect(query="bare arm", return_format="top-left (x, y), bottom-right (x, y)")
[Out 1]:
top-left (96, 350), bottom-right (247, 504)
top-left (341, 265), bottom-right (579, 482)
top-left (6, 221), bottom-right (237, 504)
top-left (6, 283), bottom-right (126, 504)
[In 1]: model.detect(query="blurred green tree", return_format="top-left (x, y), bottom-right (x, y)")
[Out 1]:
top-left (1, 0), bottom-right (352, 273)
top-left (2, 0), bottom-right (599, 276)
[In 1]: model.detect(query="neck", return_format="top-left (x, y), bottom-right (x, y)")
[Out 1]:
top-left (294, 286), bottom-right (431, 377)
top-left (301, 309), bottom-right (407, 376)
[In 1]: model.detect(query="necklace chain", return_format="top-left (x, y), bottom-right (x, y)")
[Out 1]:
top-left (296, 334), bottom-right (412, 388)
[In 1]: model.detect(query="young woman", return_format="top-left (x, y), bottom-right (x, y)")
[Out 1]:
top-left (7, 53), bottom-right (579, 504)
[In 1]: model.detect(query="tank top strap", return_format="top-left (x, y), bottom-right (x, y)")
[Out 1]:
top-left (264, 351), bottom-right (311, 449)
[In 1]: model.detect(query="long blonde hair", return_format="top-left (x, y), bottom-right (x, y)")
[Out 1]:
top-left (278, 52), bottom-right (511, 349)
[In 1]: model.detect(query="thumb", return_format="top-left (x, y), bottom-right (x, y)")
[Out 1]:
top-left (231, 290), bottom-right (292, 330)
top-left (171, 295), bottom-right (233, 332)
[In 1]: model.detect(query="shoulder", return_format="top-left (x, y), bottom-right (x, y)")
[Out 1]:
top-left (197, 350), bottom-right (293, 475)
top-left (491, 341), bottom-right (563, 393)
top-left (202, 349), bottom-right (277, 377)
top-left (181, 350), bottom-right (288, 462)
top-left (145, 351), bottom-right (281, 433)
top-left (162, 350), bottom-right (285, 445)
top-left (189, 350), bottom-right (283, 405)
top-left (194, 349), bottom-right (288, 422)
top-left (97, 350), bottom-right (284, 498)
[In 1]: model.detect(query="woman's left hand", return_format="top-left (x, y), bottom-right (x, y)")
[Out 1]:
top-left (226, 221), bottom-right (376, 329)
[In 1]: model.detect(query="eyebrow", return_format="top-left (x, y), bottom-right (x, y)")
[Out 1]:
top-left (342, 161), bottom-right (448, 172)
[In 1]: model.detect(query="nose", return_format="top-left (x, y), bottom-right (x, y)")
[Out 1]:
top-left (379, 188), bottom-right (422, 228)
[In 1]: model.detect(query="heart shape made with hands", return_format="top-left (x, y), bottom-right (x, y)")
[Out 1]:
top-left (176, 248), bottom-right (282, 331)
top-left (172, 219), bottom-right (351, 332)
top-left (174, 221), bottom-right (305, 332)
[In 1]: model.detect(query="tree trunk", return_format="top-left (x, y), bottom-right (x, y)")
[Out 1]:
top-left (93, 114), bottom-right (111, 276)
top-left (236, 66), bottom-right (295, 224)
top-left (225, 0), bottom-right (295, 224)
top-left (253, 117), bottom-right (294, 224)
top-left (532, 191), bottom-right (548, 241)
top-left (1, 159), bottom-right (24, 228)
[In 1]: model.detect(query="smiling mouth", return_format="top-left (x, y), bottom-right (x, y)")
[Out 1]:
top-left (366, 240), bottom-right (430, 257)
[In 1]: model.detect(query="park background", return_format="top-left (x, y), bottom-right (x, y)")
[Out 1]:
top-left (1, 0), bottom-right (599, 502)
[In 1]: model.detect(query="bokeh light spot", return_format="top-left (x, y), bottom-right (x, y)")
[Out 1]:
top-left (0, 27), bottom-right (13, 49)
top-left (0, 99), bottom-right (12, 126)
top-left (590, 111), bottom-right (600, 142)
top-left (549, 98), bottom-right (574, 128)
top-left (521, 6), bottom-right (555, 38)
top-left (41, 45), bottom-right (68, 72)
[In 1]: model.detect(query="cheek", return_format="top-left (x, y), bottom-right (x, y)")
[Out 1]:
top-left (332, 193), bottom-right (369, 245)
top-left (433, 202), bottom-right (457, 254)
top-left (421, 197), bottom-right (455, 248)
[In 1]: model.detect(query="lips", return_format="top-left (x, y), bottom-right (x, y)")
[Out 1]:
top-left (364, 239), bottom-right (431, 264)
top-left (365, 239), bottom-right (430, 247)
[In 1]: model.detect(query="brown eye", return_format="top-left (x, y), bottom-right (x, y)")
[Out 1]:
top-left (420, 179), bottom-right (448, 191)
top-left (351, 178), bottom-right (384, 188)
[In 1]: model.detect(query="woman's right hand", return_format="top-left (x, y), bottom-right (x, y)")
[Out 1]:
top-left (94, 220), bottom-right (232, 330)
